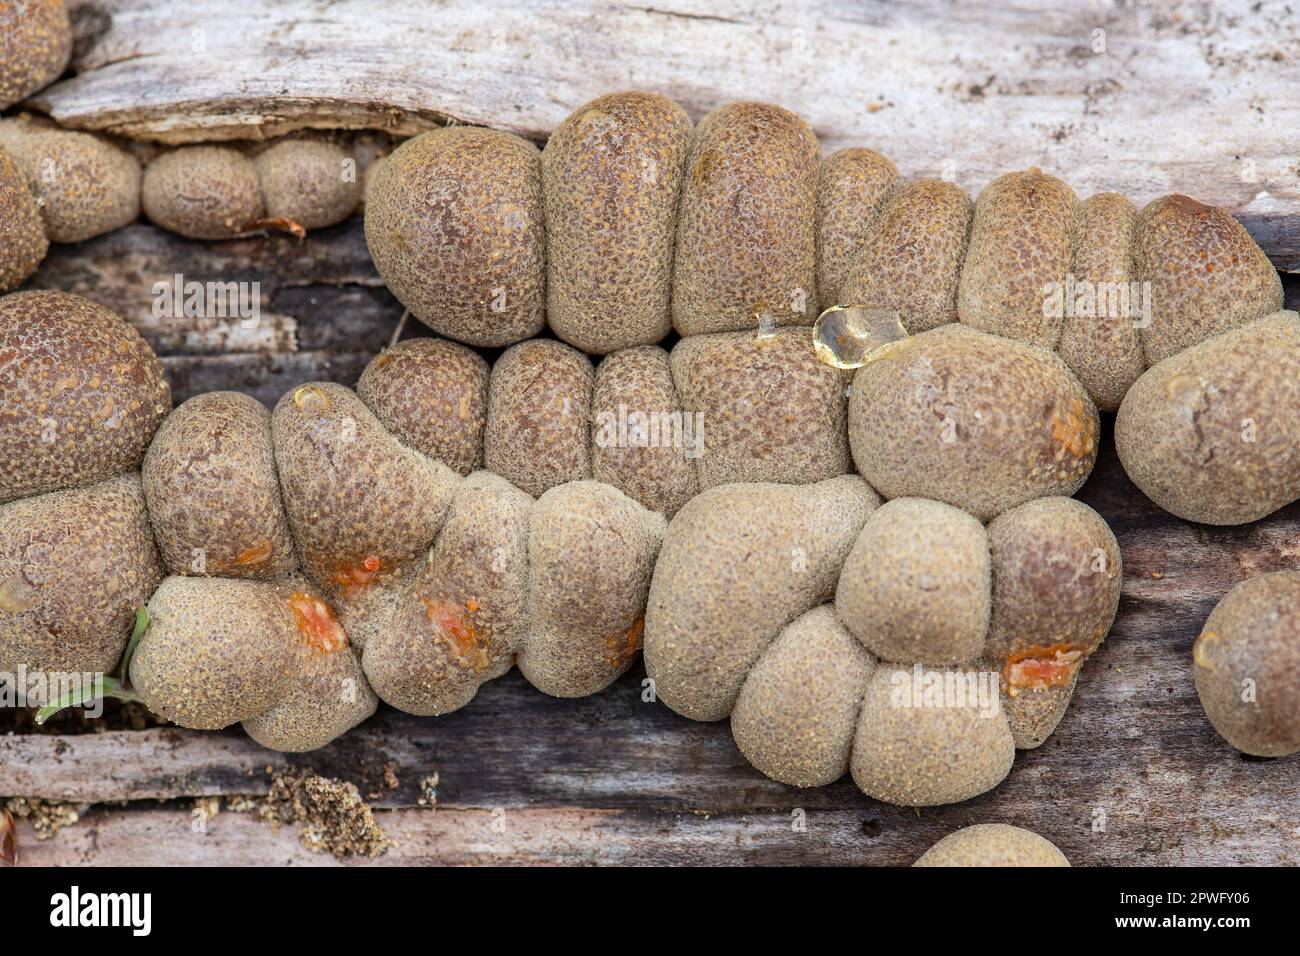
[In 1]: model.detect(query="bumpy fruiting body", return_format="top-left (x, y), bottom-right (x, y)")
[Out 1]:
top-left (131, 576), bottom-right (300, 729)
top-left (590, 346), bottom-right (697, 518)
top-left (1056, 192), bottom-right (1143, 411)
top-left (0, 118), bottom-right (142, 243)
top-left (835, 498), bottom-right (990, 666)
top-left (914, 824), bottom-right (1070, 867)
top-left (1134, 195), bottom-right (1283, 364)
top-left (0, 0), bottom-right (71, 111)
top-left (0, 475), bottom-right (162, 676)
top-left (646, 488), bottom-right (1119, 804)
top-left (365, 127), bottom-right (546, 346)
top-left (1193, 572), bottom-right (1300, 758)
top-left (3, 91), bottom-right (1295, 808)
top-left (957, 169), bottom-right (1077, 348)
top-left (672, 102), bottom-right (820, 335)
top-left (645, 477), bottom-right (879, 722)
top-left (0, 145), bottom-right (48, 292)
top-left (484, 339), bottom-right (594, 497)
top-left (848, 324), bottom-right (1099, 522)
top-left (254, 138), bottom-right (360, 230)
top-left (142, 392), bottom-right (297, 580)
top-left (542, 91), bottom-right (692, 354)
top-left (357, 336), bottom-right (489, 476)
top-left (840, 178), bottom-right (971, 335)
top-left (142, 146), bottom-right (265, 240)
top-left (671, 328), bottom-right (850, 489)
top-left (815, 147), bottom-right (900, 312)
top-left (1116, 311), bottom-right (1300, 525)
top-left (0, 290), bottom-right (170, 504)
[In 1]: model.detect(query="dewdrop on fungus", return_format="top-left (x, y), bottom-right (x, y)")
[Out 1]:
top-left (813, 305), bottom-right (908, 369)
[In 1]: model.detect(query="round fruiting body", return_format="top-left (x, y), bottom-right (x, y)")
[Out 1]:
top-left (0, 119), bottom-right (142, 243)
top-left (254, 138), bottom-right (361, 230)
top-left (142, 391), bottom-right (297, 580)
top-left (914, 824), bottom-right (1070, 867)
top-left (0, 145), bottom-right (48, 291)
top-left (0, 475), bottom-right (162, 676)
top-left (1116, 311), bottom-right (1300, 525)
top-left (0, 0), bottom-right (72, 111)
top-left (835, 497), bottom-right (990, 666)
top-left (672, 101), bottom-right (819, 336)
top-left (356, 337), bottom-right (489, 476)
top-left (815, 147), bottom-right (900, 312)
top-left (0, 290), bottom-right (171, 504)
top-left (142, 146), bottom-right (264, 240)
top-left (542, 91), bottom-right (692, 353)
top-left (848, 324), bottom-right (1099, 522)
top-left (1193, 571), bottom-right (1300, 758)
top-left (131, 576), bottom-right (298, 730)
top-left (364, 127), bottom-right (545, 347)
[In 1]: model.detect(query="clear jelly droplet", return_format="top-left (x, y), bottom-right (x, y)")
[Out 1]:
top-left (813, 305), bottom-right (909, 369)
top-left (293, 384), bottom-right (331, 414)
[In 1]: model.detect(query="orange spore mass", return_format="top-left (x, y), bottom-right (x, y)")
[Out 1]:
top-left (331, 555), bottom-right (382, 593)
top-left (423, 599), bottom-right (485, 664)
top-left (1005, 644), bottom-right (1083, 693)
top-left (288, 592), bottom-right (348, 653)
top-left (235, 539), bottom-right (274, 566)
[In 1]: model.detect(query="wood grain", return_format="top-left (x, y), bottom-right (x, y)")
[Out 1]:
top-left (21, 0), bottom-right (1300, 269)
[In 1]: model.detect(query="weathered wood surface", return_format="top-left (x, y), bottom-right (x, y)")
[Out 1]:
top-left (5, 437), bottom-right (1299, 866)
top-left (22, 0), bottom-right (1300, 270)
top-left (28, 220), bottom-right (400, 406)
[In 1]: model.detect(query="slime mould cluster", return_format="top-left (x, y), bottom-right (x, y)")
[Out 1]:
top-left (0, 13), bottom-right (1296, 801)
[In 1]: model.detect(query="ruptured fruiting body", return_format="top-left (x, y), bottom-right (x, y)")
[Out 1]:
top-left (913, 824), bottom-right (1070, 867)
top-left (985, 496), bottom-right (1121, 748)
top-left (0, 0), bottom-right (71, 111)
top-left (365, 127), bottom-right (546, 346)
top-left (1193, 572), bottom-right (1300, 758)
top-left (0, 117), bottom-right (142, 243)
top-left (1116, 311), bottom-right (1300, 525)
top-left (848, 324), bottom-right (1099, 522)
top-left (0, 145), bottom-right (47, 292)
top-left (142, 146), bottom-right (264, 240)
top-left (142, 392), bottom-right (297, 580)
top-left (542, 91), bottom-right (692, 354)
top-left (672, 102), bottom-right (820, 336)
